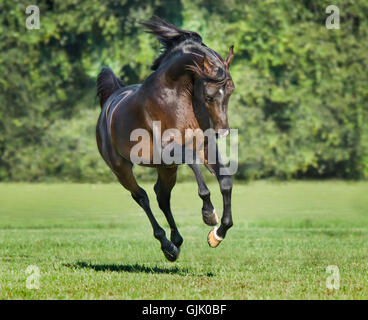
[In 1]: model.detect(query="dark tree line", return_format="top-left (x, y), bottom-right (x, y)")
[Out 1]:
top-left (0, 0), bottom-right (367, 182)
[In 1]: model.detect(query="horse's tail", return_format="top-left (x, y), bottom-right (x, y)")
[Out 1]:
top-left (96, 67), bottom-right (125, 108)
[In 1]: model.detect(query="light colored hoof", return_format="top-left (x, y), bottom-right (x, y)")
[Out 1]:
top-left (207, 227), bottom-right (223, 248)
top-left (203, 209), bottom-right (219, 226)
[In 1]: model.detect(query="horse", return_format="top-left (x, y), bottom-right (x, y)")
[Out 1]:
top-left (96, 16), bottom-right (235, 262)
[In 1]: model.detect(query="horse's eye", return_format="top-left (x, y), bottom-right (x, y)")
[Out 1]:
top-left (205, 96), bottom-right (214, 103)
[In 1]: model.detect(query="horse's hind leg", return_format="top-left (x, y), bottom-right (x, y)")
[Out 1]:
top-left (112, 157), bottom-right (180, 262)
top-left (188, 163), bottom-right (218, 226)
top-left (154, 167), bottom-right (183, 249)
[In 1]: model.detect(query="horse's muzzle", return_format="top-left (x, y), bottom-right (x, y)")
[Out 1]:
top-left (216, 128), bottom-right (230, 139)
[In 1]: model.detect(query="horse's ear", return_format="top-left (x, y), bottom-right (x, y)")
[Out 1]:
top-left (225, 45), bottom-right (234, 68)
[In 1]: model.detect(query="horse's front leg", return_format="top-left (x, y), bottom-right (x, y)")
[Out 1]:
top-left (205, 154), bottom-right (233, 248)
top-left (188, 163), bottom-right (218, 226)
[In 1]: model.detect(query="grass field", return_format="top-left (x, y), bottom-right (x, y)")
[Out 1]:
top-left (0, 181), bottom-right (367, 299)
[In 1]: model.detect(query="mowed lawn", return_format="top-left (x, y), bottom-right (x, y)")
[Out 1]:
top-left (0, 181), bottom-right (367, 299)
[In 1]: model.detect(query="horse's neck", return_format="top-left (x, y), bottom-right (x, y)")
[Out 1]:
top-left (164, 56), bottom-right (210, 131)
top-left (140, 52), bottom-right (203, 128)
top-left (154, 56), bottom-right (194, 105)
top-left (144, 70), bottom-right (196, 129)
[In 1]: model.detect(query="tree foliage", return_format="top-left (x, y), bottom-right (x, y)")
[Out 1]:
top-left (0, 0), bottom-right (367, 182)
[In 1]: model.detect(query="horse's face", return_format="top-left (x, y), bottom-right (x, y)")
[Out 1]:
top-left (190, 45), bottom-right (235, 136)
top-left (203, 78), bottom-right (234, 137)
top-left (202, 46), bottom-right (235, 137)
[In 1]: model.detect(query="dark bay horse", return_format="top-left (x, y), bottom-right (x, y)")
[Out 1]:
top-left (96, 16), bottom-right (235, 261)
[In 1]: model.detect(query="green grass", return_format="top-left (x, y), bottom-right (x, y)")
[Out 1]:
top-left (0, 181), bottom-right (367, 299)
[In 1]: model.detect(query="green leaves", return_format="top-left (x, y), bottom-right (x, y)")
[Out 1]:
top-left (0, 0), bottom-right (367, 181)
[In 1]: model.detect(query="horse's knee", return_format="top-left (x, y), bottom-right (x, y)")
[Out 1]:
top-left (219, 176), bottom-right (232, 194)
top-left (198, 188), bottom-right (210, 200)
top-left (154, 181), bottom-right (170, 198)
top-left (154, 182), bottom-right (171, 211)
top-left (132, 187), bottom-right (150, 208)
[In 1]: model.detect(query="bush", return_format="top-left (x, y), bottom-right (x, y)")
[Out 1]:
top-left (1, 0), bottom-right (367, 181)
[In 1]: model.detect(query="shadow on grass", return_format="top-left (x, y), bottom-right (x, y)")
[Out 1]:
top-left (66, 261), bottom-right (214, 277)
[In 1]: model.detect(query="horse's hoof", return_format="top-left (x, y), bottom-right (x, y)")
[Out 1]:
top-left (162, 241), bottom-right (180, 262)
top-left (207, 227), bottom-right (223, 248)
top-left (203, 209), bottom-right (219, 226)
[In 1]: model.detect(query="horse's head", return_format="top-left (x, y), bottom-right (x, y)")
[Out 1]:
top-left (191, 46), bottom-right (235, 137)
top-left (141, 16), bottom-right (235, 137)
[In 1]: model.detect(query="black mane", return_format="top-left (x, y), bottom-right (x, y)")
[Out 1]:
top-left (140, 16), bottom-right (203, 70)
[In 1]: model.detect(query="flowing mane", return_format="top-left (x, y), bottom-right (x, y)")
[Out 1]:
top-left (140, 15), bottom-right (228, 84)
top-left (140, 16), bottom-right (203, 70)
